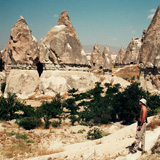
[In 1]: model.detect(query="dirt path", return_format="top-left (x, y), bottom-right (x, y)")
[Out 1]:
top-left (26, 117), bottom-right (160, 160)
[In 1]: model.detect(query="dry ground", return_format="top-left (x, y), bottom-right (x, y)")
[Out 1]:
top-left (0, 115), bottom-right (160, 160)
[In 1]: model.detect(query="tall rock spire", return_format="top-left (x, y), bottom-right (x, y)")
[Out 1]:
top-left (102, 45), bottom-right (113, 71)
top-left (114, 46), bottom-right (125, 66)
top-left (122, 38), bottom-right (142, 65)
top-left (138, 4), bottom-right (160, 70)
top-left (39, 10), bottom-right (88, 65)
top-left (1, 16), bottom-right (39, 65)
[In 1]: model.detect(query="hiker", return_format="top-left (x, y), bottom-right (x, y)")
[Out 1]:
top-left (130, 98), bottom-right (147, 154)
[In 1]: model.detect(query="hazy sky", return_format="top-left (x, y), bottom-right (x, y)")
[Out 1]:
top-left (0, 0), bottom-right (159, 50)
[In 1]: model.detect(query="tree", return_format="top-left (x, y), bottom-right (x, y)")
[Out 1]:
top-left (112, 82), bottom-right (147, 124)
top-left (0, 93), bottom-right (22, 120)
top-left (36, 94), bottom-right (63, 128)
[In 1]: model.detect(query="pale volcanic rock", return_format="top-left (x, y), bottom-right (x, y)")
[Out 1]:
top-left (122, 38), bottom-right (142, 65)
top-left (39, 10), bottom-right (89, 65)
top-left (91, 44), bottom-right (105, 70)
top-left (102, 45), bottom-right (113, 71)
top-left (138, 4), bottom-right (160, 70)
top-left (138, 5), bottom-right (160, 93)
top-left (114, 46), bottom-right (125, 66)
top-left (1, 16), bottom-right (39, 65)
top-left (4, 70), bottom-right (39, 99)
top-left (39, 71), bottom-right (99, 97)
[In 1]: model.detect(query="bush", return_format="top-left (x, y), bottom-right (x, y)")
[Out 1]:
top-left (87, 128), bottom-right (103, 140)
top-left (0, 93), bottom-right (22, 120)
top-left (17, 117), bottom-right (41, 130)
top-left (111, 82), bottom-right (148, 124)
top-left (52, 121), bottom-right (61, 128)
top-left (36, 94), bottom-right (64, 129)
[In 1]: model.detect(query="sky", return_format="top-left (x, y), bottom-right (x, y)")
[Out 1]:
top-left (0, 0), bottom-right (159, 50)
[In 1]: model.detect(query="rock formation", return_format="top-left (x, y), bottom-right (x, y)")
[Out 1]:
top-left (102, 45), bottom-right (113, 71)
top-left (1, 16), bottom-right (39, 66)
top-left (138, 5), bottom-right (160, 93)
top-left (4, 70), bottom-right (39, 99)
top-left (114, 46), bottom-right (125, 66)
top-left (122, 38), bottom-right (142, 65)
top-left (90, 44), bottom-right (104, 71)
top-left (138, 4), bottom-right (160, 70)
top-left (39, 71), bottom-right (99, 97)
top-left (39, 10), bottom-right (89, 66)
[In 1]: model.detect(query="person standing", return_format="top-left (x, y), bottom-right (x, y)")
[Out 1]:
top-left (130, 98), bottom-right (148, 153)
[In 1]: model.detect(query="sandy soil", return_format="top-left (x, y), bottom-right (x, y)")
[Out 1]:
top-left (0, 116), bottom-right (159, 160)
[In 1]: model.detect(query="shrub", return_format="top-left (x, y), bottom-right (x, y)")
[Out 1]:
top-left (17, 117), bottom-right (41, 130)
top-left (87, 128), bottom-right (103, 140)
top-left (77, 129), bottom-right (86, 134)
top-left (147, 119), bottom-right (160, 130)
top-left (52, 121), bottom-right (61, 128)
top-left (36, 94), bottom-right (64, 129)
top-left (0, 93), bottom-right (22, 120)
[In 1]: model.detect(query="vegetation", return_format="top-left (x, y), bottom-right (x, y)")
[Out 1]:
top-left (36, 94), bottom-right (64, 129)
top-left (0, 82), bottom-right (160, 129)
top-left (16, 117), bottom-right (42, 130)
top-left (87, 128), bottom-right (103, 140)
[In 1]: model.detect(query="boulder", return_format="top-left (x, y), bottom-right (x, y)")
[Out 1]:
top-left (39, 10), bottom-right (89, 66)
top-left (4, 70), bottom-right (39, 99)
top-left (1, 16), bottom-right (39, 65)
top-left (39, 71), bottom-right (99, 97)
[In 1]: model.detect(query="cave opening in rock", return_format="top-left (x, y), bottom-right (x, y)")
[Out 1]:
top-left (36, 62), bottom-right (43, 77)
top-left (0, 59), bottom-right (4, 72)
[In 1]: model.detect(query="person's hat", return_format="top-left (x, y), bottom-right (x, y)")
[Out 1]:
top-left (139, 98), bottom-right (147, 105)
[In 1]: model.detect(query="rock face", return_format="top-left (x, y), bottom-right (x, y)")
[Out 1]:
top-left (138, 4), bottom-right (160, 70)
top-left (114, 46), bottom-right (125, 66)
top-left (122, 38), bottom-right (142, 65)
top-left (1, 16), bottom-right (39, 65)
top-left (102, 45), bottom-right (113, 71)
top-left (4, 70), bottom-right (39, 99)
top-left (39, 71), bottom-right (99, 97)
top-left (39, 10), bottom-right (89, 66)
top-left (138, 5), bottom-right (160, 93)
top-left (90, 44), bottom-right (105, 70)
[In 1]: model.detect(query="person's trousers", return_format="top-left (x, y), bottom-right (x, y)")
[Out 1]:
top-left (133, 123), bottom-right (146, 151)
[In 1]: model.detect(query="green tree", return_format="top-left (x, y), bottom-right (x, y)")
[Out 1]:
top-left (36, 94), bottom-right (63, 129)
top-left (0, 93), bottom-right (22, 120)
top-left (112, 82), bottom-right (147, 124)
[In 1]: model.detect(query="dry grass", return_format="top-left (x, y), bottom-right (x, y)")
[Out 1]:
top-left (36, 147), bottom-right (64, 156)
top-left (147, 119), bottom-right (160, 130)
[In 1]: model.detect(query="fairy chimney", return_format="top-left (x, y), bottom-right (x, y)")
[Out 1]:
top-left (39, 10), bottom-right (89, 66)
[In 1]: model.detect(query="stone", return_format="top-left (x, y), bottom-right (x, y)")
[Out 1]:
top-left (1, 16), bottom-right (39, 65)
top-left (4, 70), bottom-right (39, 99)
top-left (122, 38), bottom-right (142, 65)
top-left (138, 5), bottom-right (160, 93)
top-left (138, 4), bottom-right (160, 70)
top-left (114, 46), bottom-right (125, 66)
top-left (90, 44), bottom-right (104, 70)
top-left (39, 71), bottom-right (99, 97)
top-left (102, 45), bottom-right (113, 71)
top-left (39, 10), bottom-right (89, 66)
